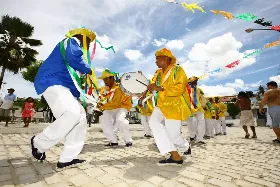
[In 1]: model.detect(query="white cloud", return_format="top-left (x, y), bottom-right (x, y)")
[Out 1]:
top-left (152, 38), bottom-right (167, 47)
top-left (181, 33), bottom-right (257, 78)
top-left (165, 40), bottom-right (184, 50)
top-left (95, 67), bottom-right (105, 73)
top-left (269, 75), bottom-right (280, 84)
top-left (124, 49), bottom-right (143, 61)
top-left (152, 39), bottom-right (184, 50)
top-left (200, 84), bottom-right (237, 97)
top-left (225, 79), bottom-right (262, 90)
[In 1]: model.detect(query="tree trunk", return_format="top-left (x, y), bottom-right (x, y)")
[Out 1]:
top-left (0, 66), bottom-right (7, 89)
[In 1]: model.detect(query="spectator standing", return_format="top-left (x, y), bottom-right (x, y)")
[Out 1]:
top-left (0, 88), bottom-right (17, 127)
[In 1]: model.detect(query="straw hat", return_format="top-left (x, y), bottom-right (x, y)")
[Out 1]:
top-left (66, 28), bottom-right (96, 42)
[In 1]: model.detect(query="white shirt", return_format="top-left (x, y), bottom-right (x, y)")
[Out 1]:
top-left (0, 94), bottom-right (17, 109)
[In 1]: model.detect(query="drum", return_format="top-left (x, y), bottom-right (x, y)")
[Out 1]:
top-left (120, 72), bottom-right (149, 97)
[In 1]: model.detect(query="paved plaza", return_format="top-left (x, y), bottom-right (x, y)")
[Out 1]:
top-left (0, 123), bottom-right (280, 187)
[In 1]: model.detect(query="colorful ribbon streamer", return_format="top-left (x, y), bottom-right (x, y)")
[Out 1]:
top-left (181, 2), bottom-right (205, 13)
top-left (96, 39), bottom-right (116, 53)
top-left (235, 13), bottom-right (258, 22)
top-left (90, 40), bottom-right (97, 61)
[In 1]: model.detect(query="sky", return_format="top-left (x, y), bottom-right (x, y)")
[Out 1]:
top-left (1, 0), bottom-right (280, 99)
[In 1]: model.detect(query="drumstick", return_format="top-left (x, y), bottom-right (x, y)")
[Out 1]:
top-left (136, 79), bottom-right (148, 86)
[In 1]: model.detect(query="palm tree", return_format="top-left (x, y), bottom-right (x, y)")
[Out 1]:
top-left (0, 15), bottom-right (42, 88)
top-left (256, 85), bottom-right (265, 101)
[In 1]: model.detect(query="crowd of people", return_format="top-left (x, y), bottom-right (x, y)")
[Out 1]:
top-left (1, 28), bottom-right (278, 170)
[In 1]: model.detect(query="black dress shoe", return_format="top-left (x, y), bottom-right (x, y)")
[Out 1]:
top-left (184, 147), bottom-right (191, 155)
top-left (105, 142), bottom-right (118, 146)
top-left (125, 142), bottom-right (132, 147)
top-left (158, 157), bottom-right (183, 165)
top-left (57, 159), bottom-right (86, 170)
top-left (31, 136), bottom-right (46, 161)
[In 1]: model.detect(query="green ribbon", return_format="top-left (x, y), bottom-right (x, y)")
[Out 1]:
top-left (59, 39), bottom-right (87, 108)
top-left (154, 73), bottom-right (161, 106)
top-left (96, 40), bottom-right (115, 53)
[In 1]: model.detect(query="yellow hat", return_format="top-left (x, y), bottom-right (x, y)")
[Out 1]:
top-left (98, 69), bottom-right (116, 79)
top-left (188, 76), bottom-right (199, 83)
top-left (155, 48), bottom-right (176, 64)
top-left (66, 28), bottom-right (96, 42)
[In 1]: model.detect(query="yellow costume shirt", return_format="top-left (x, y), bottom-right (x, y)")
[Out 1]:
top-left (218, 102), bottom-right (227, 117)
top-left (190, 87), bottom-right (205, 113)
top-left (99, 82), bottom-right (132, 111)
top-left (137, 92), bottom-right (154, 116)
top-left (151, 64), bottom-right (192, 120)
top-left (204, 102), bottom-right (216, 119)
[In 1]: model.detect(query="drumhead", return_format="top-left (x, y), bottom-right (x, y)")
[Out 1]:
top-left (120, 72), bottom-right (149, 95)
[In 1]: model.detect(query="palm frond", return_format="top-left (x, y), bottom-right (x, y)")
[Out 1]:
top-left (21, 37), bottom-right (42, 46)
top-left (1, 15), bottom-right (34, 37)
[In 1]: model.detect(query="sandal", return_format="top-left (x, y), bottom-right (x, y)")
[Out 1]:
top-left (252, 135), bottom-right (257, 139)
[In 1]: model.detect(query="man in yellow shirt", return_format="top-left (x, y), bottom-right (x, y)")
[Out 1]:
top-left (187, 76), bottom-right (206, 144)
top-left (138, 90), bottom-right (154, 138)
top-left (204, 97), bottom-right (216, 138)
top-left (97, 69), bottom-right (133, 147)
top-left (147, 48), bottom-right (192, 165)
top-left (215, 96), bottom-right (228, 135)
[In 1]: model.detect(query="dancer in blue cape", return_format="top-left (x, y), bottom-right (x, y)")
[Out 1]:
top-left (32, 28), bottom-right (95, 170)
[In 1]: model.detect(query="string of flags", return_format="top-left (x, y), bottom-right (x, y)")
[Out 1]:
top-left (160, 0), bottom-right (280, 80)
top-left (197, 38), bottom-right (280, 80)
top-left (162, 0), bottom-right (280, 31)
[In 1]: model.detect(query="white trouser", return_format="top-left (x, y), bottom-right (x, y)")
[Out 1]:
top-left (187, 111), bottom-right (205, 142)
top-left (221, 117), bottom-right (226, 134)
top-left (149, 107), bottom-right (189, 155)
top-left (205, 119), bottom-right (215, 137)
top-left (141, 115), bottom-right (152, 136)
top-left (214, 119), bottom-right (221, 134)
top-left (100, 108), bottom-right (132, 143)
top-left (34, 85), bottom-right (87, 163)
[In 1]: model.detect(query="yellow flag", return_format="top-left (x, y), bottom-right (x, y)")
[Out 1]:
top-left (264, 38), bottom-right (280, 49)
top-left (198, 74), bottom-right (208, 80)
top-left (210, 10), bottom-right (234, 20)
top-left (181, 2), bottom-right (205, 13)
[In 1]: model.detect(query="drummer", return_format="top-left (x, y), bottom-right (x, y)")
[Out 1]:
top-left (148, 48), bottom-right (192, 165)
top-left (97, 69), bottom-right (133, 147)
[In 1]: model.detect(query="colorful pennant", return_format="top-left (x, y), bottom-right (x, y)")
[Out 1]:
top-left (181, 2), bottom-right (205, 13)
top-left (235, 13), bottom-right (258, 22)
top-left (209, 68), bottom-right (222, 74)
top-left (210, 10), bottom-right (234, 20)
top-left (264, 38), bottom-right (280, 49)
top-left (271, 25), bottom-right (280, 31)
top-left (254, 18), bottom-right (273, 27)
top-left (243, 49), bottom-right (261, 58)
top-left (225, 60), bottom-right (240, 68)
